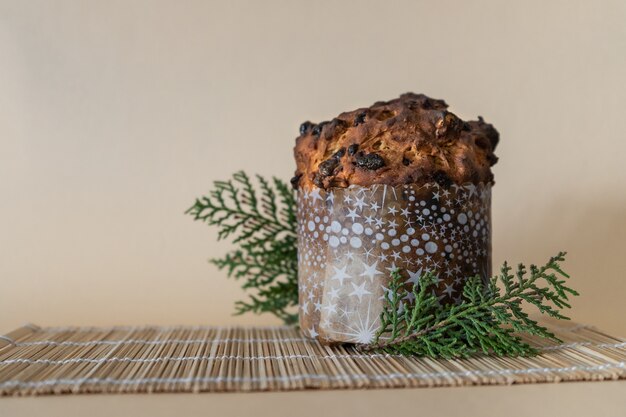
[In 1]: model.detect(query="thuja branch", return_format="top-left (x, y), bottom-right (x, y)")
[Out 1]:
top-left (187, 170), bottom-right (581, 356)
top-left (361, 252), bottom-right (578, 358)
top-left (186, 171), bottom-right (298, 325)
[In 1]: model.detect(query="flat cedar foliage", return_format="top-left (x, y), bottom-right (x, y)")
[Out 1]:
top-left (189, 172), bottom-right (578, 357)
top-left (362, 253), bottom-right (577, 357)
top-left (187, 172), bottom-right (298, 325)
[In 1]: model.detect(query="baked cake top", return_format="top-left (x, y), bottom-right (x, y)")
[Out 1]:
top-left (292, 93), bottom-right (499, 190)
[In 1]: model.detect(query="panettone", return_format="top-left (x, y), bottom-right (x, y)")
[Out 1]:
top-left (293, 93), bottom-right (498, 344)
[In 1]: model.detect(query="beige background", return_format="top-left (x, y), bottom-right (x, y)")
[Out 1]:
top-left (1, 1), bottom-right (626, 415)
top-left (1, 0), bottom-right (626, 337)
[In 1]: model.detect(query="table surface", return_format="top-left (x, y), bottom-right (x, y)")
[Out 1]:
top-left (1, 380), bottom-right (625, 417)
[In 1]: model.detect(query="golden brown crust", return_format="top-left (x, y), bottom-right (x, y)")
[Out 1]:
top-left (292, 93), bottom-right (499, 190)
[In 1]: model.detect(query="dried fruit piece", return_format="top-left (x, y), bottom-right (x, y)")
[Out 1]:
top-left (347, 144), bottom-right (359, 155)
top-left (332, 147), bottom-right (346, 159)
top-left (290, 174), bottom-right (302, 189)
top-left (312, 121), bottom-right (329, 137)
top-left (355, 152), bottom-right (385, 170)
top-left (299, 121), bottom-right (314, 136)
top-left (318, 158), bottom-right (340, 176)
top-left (353, 112), bottom-right (367, 126)
top-left (432, 171), bottom-right (452, 188)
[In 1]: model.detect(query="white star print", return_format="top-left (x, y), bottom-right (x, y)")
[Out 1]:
top-left (333, 300), bottom-right (379, 343)
top-left (388, 206), bottom-right (398, 215)
top-left (379, 285), bottom-right (393, 301)
top-left (301, 300), bottom-right (310, 315)
top-left (403, 291), bottom-right (416, 303)
top-left (354, 196), bottom-right (366, 210)
top-left (310, 189), bottom-right (323, 202)
top-left (369, 201), bottom-right (380, 211)
top-left (465, 184), bottom-right (477, 198)
top-left (323, 303), bottom-right (338, 314)
top-left (406, 268), bottom-right (422, 286)
top-left (309, 326), bottom-right (318, 338)
top-left (331, 265), bottom-right (350, 285)
top-left (360, 260), bottom-right (383, 281)
top-left (346, 208), bottom-right (360, 221)
top-left (443, 283), bottom-right (456, 298)
top-left (339, 307), bottom-right (353, 319)
top-left (431, 274), bottom-right (443, 286)
top-left (328, 286), bottom-right (340, 300)
top-left (349, 282), bottom-right (372, 302)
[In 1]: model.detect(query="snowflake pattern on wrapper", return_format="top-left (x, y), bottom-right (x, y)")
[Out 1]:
top-left (297, 183), bottom-right (492, 344)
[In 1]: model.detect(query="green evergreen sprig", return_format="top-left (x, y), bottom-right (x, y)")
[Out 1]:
top-left (188, 171), bottom-right (579, 358)
top-left (186, 171), bottom-right (298, 325)
top-left (361, 252), bottom-right (578, 358)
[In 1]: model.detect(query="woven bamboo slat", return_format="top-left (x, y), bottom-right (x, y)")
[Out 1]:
top-left (0, 322), bottom-right (623, 395)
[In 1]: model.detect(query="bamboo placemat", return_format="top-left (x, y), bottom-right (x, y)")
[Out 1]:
top-left (0, 322), bottom-right (624, 396)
